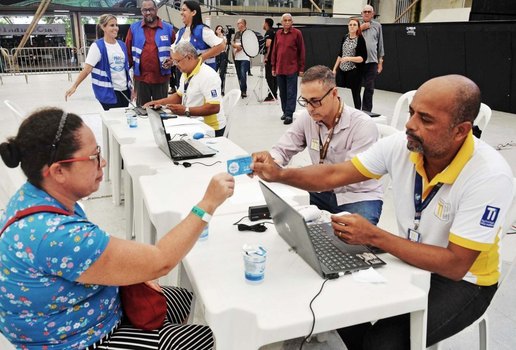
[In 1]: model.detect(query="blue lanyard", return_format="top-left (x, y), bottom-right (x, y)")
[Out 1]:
top-left (413, 172), bottom-right (442, 230)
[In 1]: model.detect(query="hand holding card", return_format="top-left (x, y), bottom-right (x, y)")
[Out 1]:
top-left (227, 156), bottom-right (253, 176)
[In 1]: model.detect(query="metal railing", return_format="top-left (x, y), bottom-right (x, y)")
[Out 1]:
top-left (1, 46), bottom-right (83, 84)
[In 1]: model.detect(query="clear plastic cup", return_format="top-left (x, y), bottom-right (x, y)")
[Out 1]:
top-left (198, 224), bottom-right (209, 241)
top-left (242, 245), bottom-right (267, 284)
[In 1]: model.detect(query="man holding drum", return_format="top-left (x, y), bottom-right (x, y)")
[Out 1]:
top-left (232, 18), bottom-right (251, 99)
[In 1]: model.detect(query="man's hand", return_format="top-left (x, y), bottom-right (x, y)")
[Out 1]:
top-left (361, 22), bottom-right (371, 31)
top-left (272, 70), bottom-right (276, 77)
top-left (299, 71), bottom-right (304, 77)
top-left (377, 60), bottom-right (383, 74)
top-left (162, 58), bottom-right (173, 69)
top-left (166, 104), bottom-right (187, 115)
top-left (331, 213), bottom-right (376, 246)
top-left (250, 151), bottom-right (282, 181)
top-left (143, 100), bottom-right (161, 108)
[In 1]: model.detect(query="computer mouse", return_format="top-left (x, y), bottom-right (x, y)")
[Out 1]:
top-left (298, 205), bottom-right (322, 222)
top-left (193, 132), bottom-right (204, 140)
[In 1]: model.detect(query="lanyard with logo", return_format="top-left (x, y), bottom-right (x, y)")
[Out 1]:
top-left (318, 101), bottom-right (343, 164)
top-left (409, 172), bottom-right (443, 242)
top-left (181, 75), bottom-right (194, 106)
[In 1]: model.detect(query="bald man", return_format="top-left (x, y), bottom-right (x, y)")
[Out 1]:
top-left (251, 75), bottom-right (514, 349)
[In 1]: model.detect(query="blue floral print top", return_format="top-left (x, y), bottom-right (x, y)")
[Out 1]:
top-left (0, 182), bottom-right (122, 349)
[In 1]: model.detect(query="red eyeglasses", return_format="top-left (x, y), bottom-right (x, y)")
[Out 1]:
top-left (44, 145), bottom-right (102, 177)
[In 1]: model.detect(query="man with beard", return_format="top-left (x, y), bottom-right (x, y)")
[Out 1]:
top-left (251, 74), bottom-right (514, 349)
top-left (125, 0), bottom-right (175, 105)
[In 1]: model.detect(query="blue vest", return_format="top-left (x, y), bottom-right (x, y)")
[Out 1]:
top-left (130, 21), bottom-right (173, 77)
top-left (91, 39), bottom-right (131, 104)
top-left (176, 25), bottom-right (216, 68)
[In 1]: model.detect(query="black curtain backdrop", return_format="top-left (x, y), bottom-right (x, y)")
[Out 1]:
top-left (298, 22), bottom-right (516, 114)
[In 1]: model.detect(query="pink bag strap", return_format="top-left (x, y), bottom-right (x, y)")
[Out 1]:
top-left (0, 205), bottom-right (71, 236)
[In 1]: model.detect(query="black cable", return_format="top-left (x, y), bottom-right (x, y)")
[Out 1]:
top-left (299, 278), bottom-right (331, 350)
top-left (173, 160), bottom-right (221, 168)
top-left (170, 133), bottom-right (187, 140)
top-left (237, 223), bottom-right (267, 232)
top-left (233, 215), bottom-right (249, 225)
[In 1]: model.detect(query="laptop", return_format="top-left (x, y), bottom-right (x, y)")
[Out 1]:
top-left (259, 181), bottom-right (385, 279)
top-left (147, 108), bottom-right (217, 161)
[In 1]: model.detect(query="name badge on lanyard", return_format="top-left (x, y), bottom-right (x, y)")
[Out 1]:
top-left (409, 172), bottom-right (442, 243)
top-left (310, 139), bottom-right (319, 151)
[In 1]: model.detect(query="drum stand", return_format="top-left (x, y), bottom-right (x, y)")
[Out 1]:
top-left (251, 55), bottom-right (276, 104)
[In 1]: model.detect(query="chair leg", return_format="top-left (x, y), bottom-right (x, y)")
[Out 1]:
top-left (478, 315), bottom-right (488, 350)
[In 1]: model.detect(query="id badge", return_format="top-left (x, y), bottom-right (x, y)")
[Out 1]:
top-left (310, 139), bottom-right (319, 151)
top-left (407, 228), bottom-right (421, 243)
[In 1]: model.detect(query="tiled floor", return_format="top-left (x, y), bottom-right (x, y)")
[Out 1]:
top-left (1, 70), bottom-right (515, 349)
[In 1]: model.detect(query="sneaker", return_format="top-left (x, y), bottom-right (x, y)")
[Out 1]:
top-left (283, 117), bottom-right (293, 125)
top-left (280, 114), bottom-right (286, 120)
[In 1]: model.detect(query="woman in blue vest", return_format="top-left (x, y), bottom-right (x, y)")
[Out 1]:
top-left (65, 14), bottom-right (131, 111)
top-left (173, 1), bottom-right (224, 71)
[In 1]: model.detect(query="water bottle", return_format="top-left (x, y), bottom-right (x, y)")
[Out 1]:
top-left (198, 224), bottom-right (209, 241)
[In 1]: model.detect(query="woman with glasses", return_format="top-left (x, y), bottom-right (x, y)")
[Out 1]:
top-left (0, 107), bottom-right (234, 349)
top-left (333, 18), bottom-right (367, 110)
top-left (172, 1), bottom-right (224, 71)
top-left (65, 14), bottom-right (132, 110)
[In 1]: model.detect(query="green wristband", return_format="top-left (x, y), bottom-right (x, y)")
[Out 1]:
top-left (191, 206), bottom-right (212, 223)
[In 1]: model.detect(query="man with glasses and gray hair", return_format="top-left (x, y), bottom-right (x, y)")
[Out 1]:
top-left (268, 65), bottom-right (383, 223)
top-left (125, 0), bottom-right (175, 106)
top-left (360, 4), bottom-right (384, 112)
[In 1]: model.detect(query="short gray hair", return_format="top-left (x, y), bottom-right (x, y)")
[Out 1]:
top-left (172, 41), bottom-right (199, 58)
top-left (301, 65), bottom-right (336, 89)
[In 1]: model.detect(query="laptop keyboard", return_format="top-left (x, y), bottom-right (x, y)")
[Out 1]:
top-left (168, 140), bottom-right (202, 157)
top-left (308, 224), bottom-right (370, 271)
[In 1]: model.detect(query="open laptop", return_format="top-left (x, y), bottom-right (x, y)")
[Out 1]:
top-left (147, 108), bottom-right (217, 161)
top-left (259, 181), bottom-right (385, 279)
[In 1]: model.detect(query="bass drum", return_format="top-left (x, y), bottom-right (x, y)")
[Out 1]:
top-left (241, 29), bottom-right (265, 57)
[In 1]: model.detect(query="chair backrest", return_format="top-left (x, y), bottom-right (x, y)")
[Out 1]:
top-left (390, 90), bottom-right (416, 131)
top-left (473, 103), bottom-right (492, 134)
top-left (222, 89), bottom-right (241, 138)
top-left (376, 123), bottom-right (399, 139)
top-left (4, 100), bottom-right (25, 122)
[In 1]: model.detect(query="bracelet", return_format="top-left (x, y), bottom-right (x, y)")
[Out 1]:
top-left (191, 206), bottom-right (212, 223)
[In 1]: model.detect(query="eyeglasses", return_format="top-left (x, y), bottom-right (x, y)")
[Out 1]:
top-left (297, 88), bottom-right (334, 108)
top-left (362, 10), bottom-right (372, 13)
top-left (44, 146), bottom-right (102, 177)
top-left (141, 8), bottom-right (156, 13)
top-left (172, 55), bottom-right (188, 66)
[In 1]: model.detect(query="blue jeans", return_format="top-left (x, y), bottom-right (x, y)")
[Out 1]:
top-left (234, 60), bottom-right (249, 94)
top-left (361, 63), bottom-right (378, 112)
top-left (276, 73), bottom-right (298, 118)
top-left (337, 274), bottom-right (498, 349)
top-left (309, 191), bottom-right (382, 225)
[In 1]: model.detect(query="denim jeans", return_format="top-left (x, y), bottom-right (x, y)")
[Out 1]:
top-left (234, 60), bottom-right (250, 94)
top-left (337, 273), bottom-right (498, 350)
top-left (309, 191), bottom-right (382, 225)
top-left (361, 63), bottom-right (378, 112)
top-left (276, 73), bottom-right (298, 118)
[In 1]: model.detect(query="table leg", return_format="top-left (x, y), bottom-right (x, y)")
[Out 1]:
top-left (101, 122), bottom-right (110, 182)
top-left (123, 168), bottom-right (134, 240)
top-left (111, 139), bottom-right (122, 206)
top-left (410, 308), bottom-right (427, 350)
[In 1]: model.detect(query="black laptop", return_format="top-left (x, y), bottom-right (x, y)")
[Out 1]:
top-left (259, 181), bottom-right (385, 279)
top-left (147, 108), bottom-right (217, 161)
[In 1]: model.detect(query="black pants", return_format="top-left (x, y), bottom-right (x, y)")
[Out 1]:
top-left (338, 273), bottom-right (497, 349)
top-left (361, 63), bottom-right (378, 112)
top-left (265, 61), bottom-right (277, 98)
top-left (336, 67), bottom-right (362, 110)
top-left (216, 51), bottom-right (228, 95)
top-left (100, 89), bottom-right (131, 111)
top-left (134, 80), bottom-right (169, 106)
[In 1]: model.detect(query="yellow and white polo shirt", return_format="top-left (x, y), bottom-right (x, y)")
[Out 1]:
top-left (352, 131), bottom-right (514, 286)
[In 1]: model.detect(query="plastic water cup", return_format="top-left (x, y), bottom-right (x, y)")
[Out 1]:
top-left (198, 224), bottom-right (209, 241)
top-left (129, 114), bottom-right (138, 128)
top-left (242, 245), bottom-right (267, 284)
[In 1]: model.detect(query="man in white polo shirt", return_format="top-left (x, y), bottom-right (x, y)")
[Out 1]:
top-left (251, 74), bottom-right (514, 349)
top-left (145, 41), bottom-right (226, 136)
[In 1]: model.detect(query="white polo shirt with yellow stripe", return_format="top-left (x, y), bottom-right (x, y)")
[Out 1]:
top-left (352, 131), bottom-right (514, 286)
top-left (177, 58), bottom-right (226, 131)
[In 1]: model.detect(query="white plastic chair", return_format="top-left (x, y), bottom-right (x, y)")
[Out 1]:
top-left (427, 177), bottom-right (516, 350)
top-left (222, 89), bottom-right (241, 138)
top-left (390, 90), bottom-right (416, 131)
top-left (473, 103), bottom-right (492, 136)
top-left (4, 100), bottom-right (26, 122)
top-left (376, 123), bottom-right (399, 138)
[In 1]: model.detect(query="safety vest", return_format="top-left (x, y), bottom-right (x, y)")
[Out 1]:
top-left (91, 39), bottom-right (131, 104)
top-left (176, 25), bottom-right (216, 68)
top-left (130, 20), bottom-right (173, 76)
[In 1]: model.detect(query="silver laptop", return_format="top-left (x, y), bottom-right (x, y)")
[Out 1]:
top-left (147, 108), bottom-right (216, 161)
top-left (259, 181), bottom-right (385, 279)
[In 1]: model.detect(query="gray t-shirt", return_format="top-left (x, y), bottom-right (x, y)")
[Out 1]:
top-left (361, 20), bottom-right (384, 64)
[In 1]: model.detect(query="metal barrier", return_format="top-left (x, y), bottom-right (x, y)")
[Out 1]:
top-left (1, 46), bottom-right (83, 83)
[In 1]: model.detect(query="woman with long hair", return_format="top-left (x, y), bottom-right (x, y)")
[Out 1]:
top-left (65, 14), bottom-right (131, 110)
top-left (173, 0), bottom-right (224, 70)
top-left (333, 18), bottom-right (367, 110)
top-left (214, 24), bottom-right (228, 95)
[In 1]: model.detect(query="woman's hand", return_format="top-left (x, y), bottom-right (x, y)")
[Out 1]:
top-left (201, 173), bottom-right (235, 212)
top-left (65, 86), bottom-right (76, 101)
top-left (144, 280), bottom-right (162, 293)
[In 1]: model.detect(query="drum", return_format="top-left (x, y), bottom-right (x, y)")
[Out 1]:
top-left (241, 30), bottom-right (265, 57)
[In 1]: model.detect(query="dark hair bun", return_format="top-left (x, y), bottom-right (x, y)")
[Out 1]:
top-left (0, 141), bottom-right (22, 168)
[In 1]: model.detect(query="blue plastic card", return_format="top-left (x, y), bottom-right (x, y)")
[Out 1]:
top-left (227, 156), bottom-right (253, 176)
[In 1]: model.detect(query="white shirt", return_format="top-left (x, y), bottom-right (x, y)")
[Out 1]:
top-left (173, 26), bottom-right (223, 49)
top-left (353, 132), bottom-right (514, 285)
top-left (85, 41), bottom-right (127, 91)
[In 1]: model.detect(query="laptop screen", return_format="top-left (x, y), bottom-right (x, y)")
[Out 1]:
top-left (147, 108), bottom-right (172, 159)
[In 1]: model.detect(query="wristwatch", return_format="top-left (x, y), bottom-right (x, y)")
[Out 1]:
top-left (185, 106), bottom-right (190, 118)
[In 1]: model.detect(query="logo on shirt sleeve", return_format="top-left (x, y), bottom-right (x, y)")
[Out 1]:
top-left (480, 206), bottom-right (500, 228)
top-left (211, 89), bottom-right (218, 98)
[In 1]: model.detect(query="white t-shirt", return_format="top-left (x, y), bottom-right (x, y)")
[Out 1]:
top-left (85, 41), bottom-right (127, 91)
top-left (173, 26), bottom-right (223, 49)
top-left (352, 132), bottom-right (514, 285)
top-left (176, 59), bottom-right (225, 131)
top-left (233, 31), bottom-right (250, 61)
